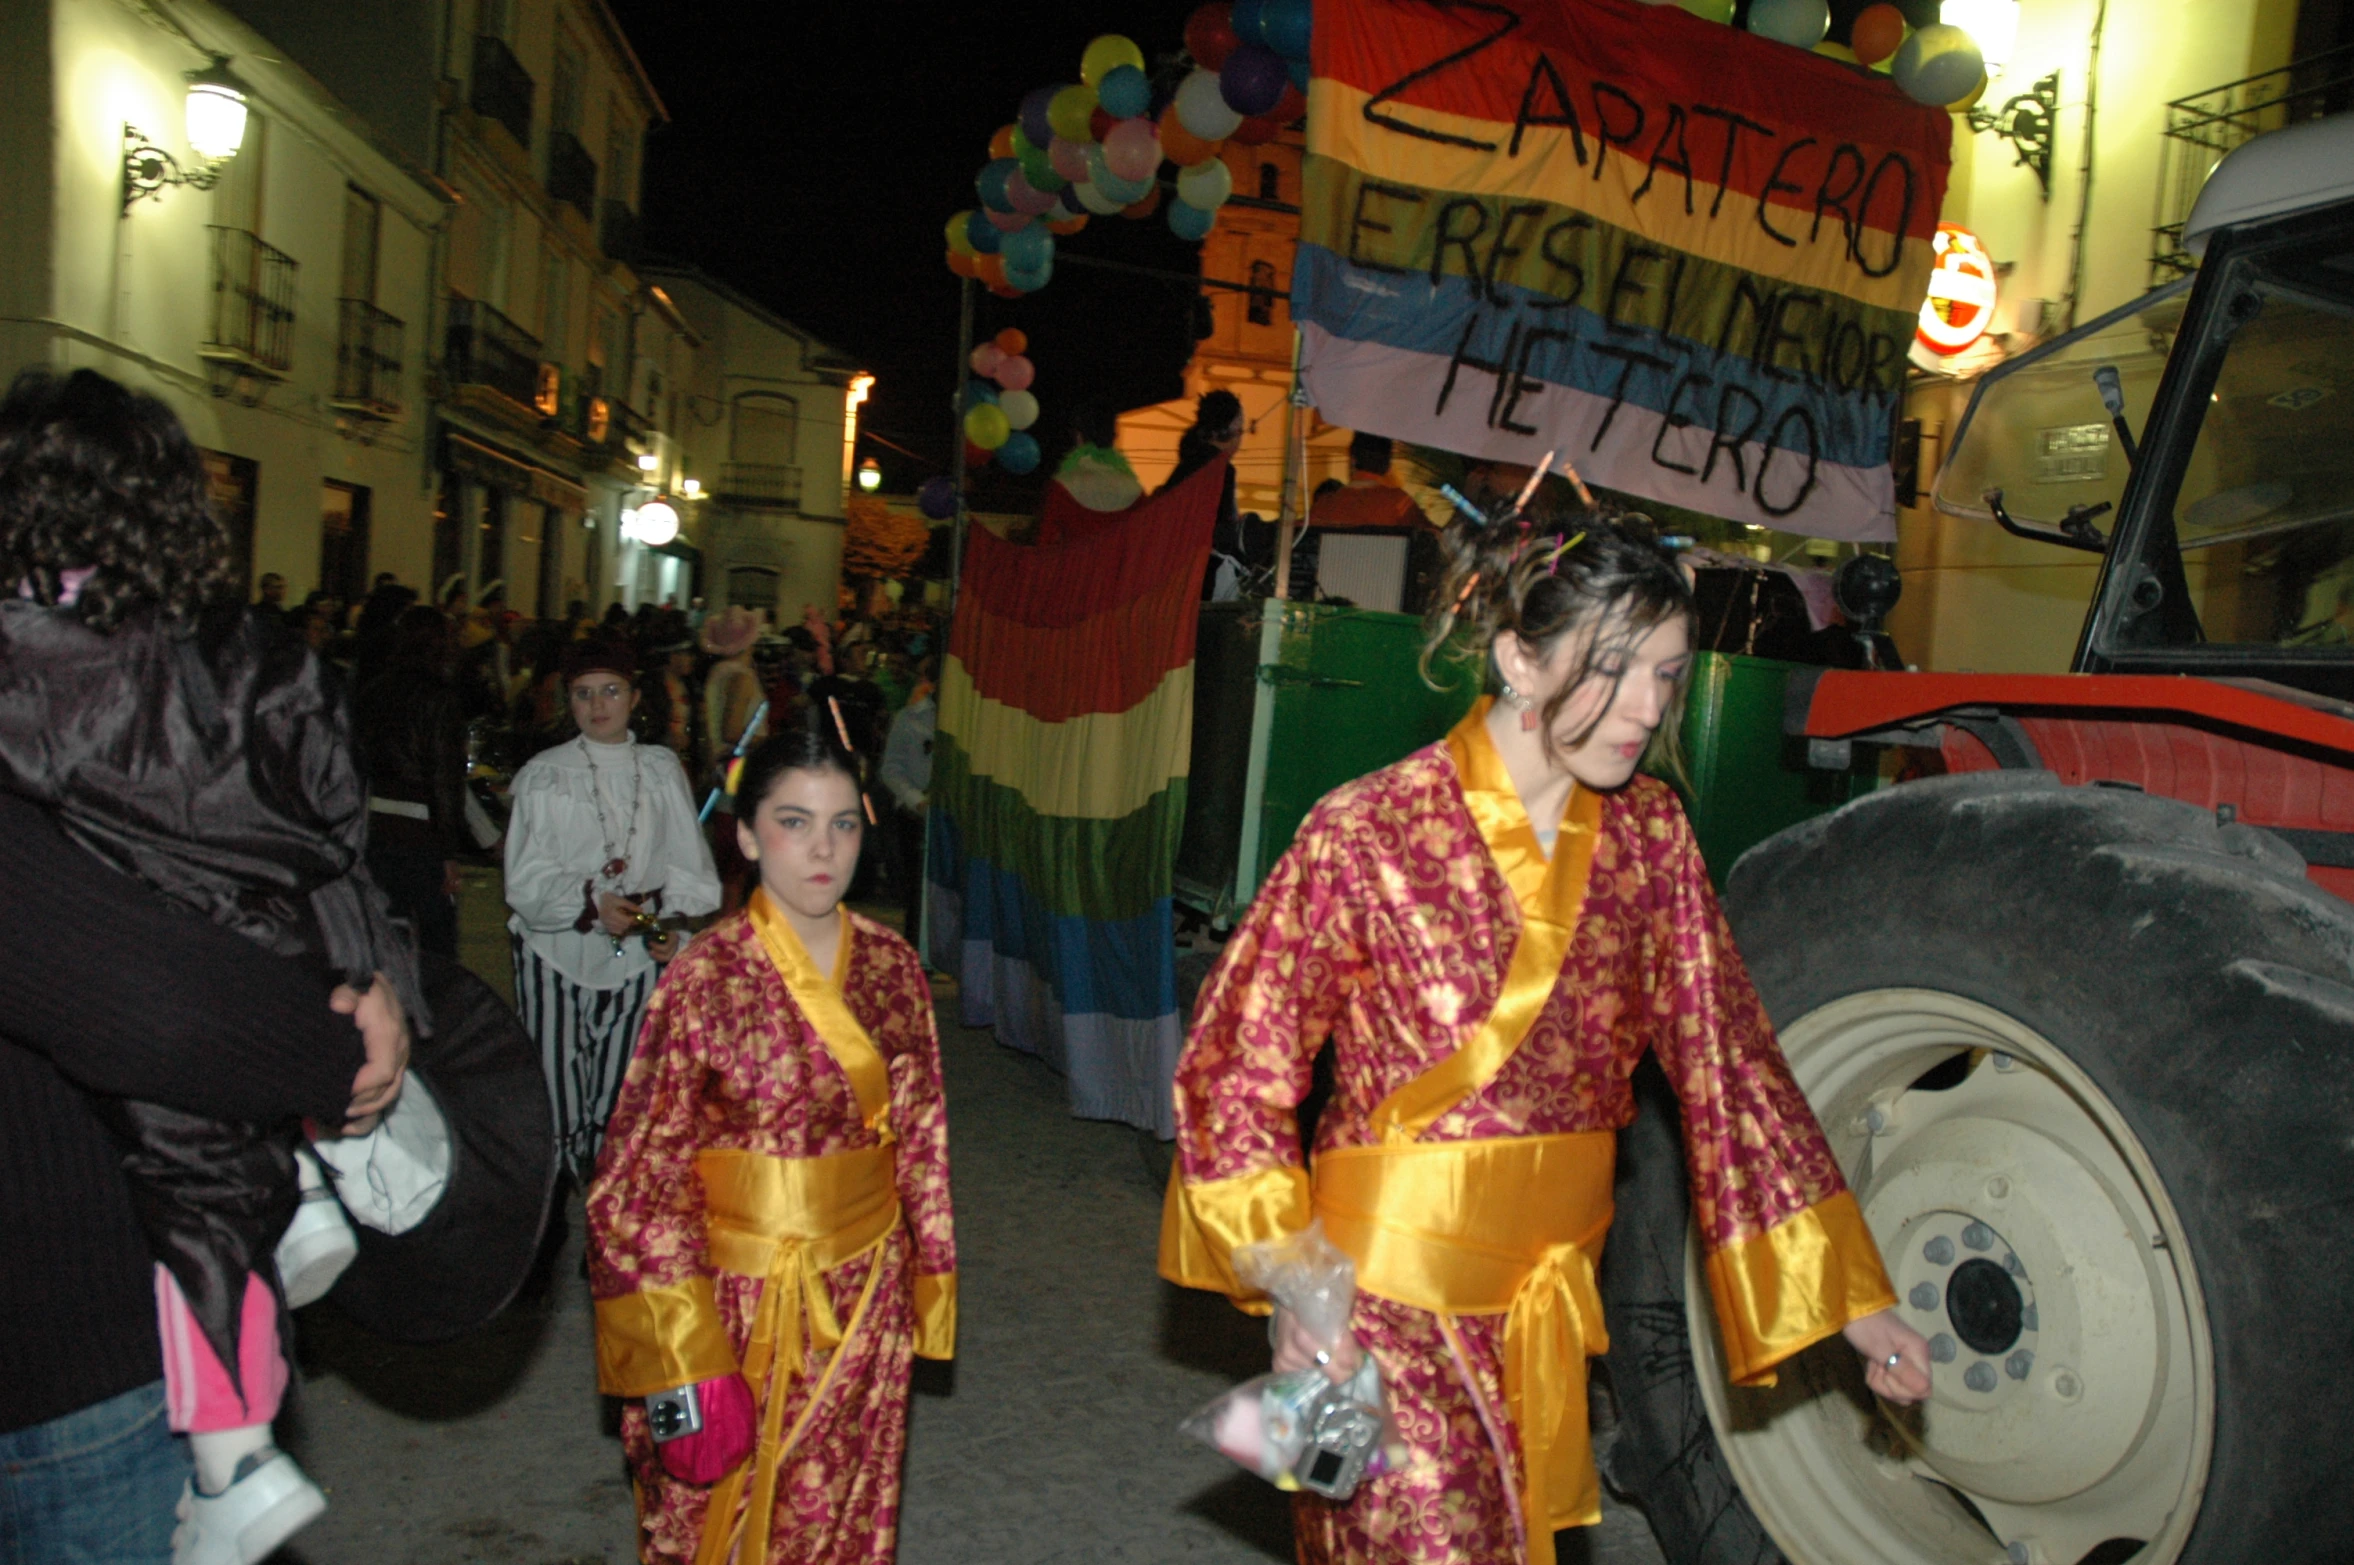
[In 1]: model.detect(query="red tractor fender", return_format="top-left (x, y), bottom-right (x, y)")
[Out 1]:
top-left (1787, 669), bottom-right (2354, 901)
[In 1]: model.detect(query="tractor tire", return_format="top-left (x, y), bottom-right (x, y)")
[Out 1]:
top-left (1601, 770), bottom-right (2354, 1565)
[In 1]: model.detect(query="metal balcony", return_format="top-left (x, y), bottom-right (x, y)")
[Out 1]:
top-left (331, 299), bottom-right (404, 419)
top-left (2151, 43), bottom-right (2354, 285)
top-left (717, 463), bottom-right (803, 510)
top-left (445, 294), bottom-right (543, 410)
top-left (470, 34), bottom-right (534, 151)
top-left (201, 227), bottom-right (295, 378)
top-left (547, 130), bottom-right (598, 222)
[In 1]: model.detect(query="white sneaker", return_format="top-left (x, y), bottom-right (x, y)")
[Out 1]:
top-left (172, 1449), bottom-right (327, 1565)
top-left (275, 1148), bottom-right (357, 1308)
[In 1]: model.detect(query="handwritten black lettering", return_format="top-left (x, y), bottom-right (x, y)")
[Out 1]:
top-left (1811, 144), bottom-right (1864, 250)
top-left (1438, 316), bottom-right (1507, 419)
top-left (1586, 342), bottom-right (1672, 452)
top-left (1486, 321), bottom-right (1524, 429)
top-left (1605, 248), bottom-right (1664, 333)
top-left (1651, 371), bottom-right (1712, 474)
top-left (1485, 203), bottom-right (1550, 305)
top-left (1825, 319), bottom-right (1865, 394)
top-left (1715, 274), bottom-right (1775, 361)
top-left (1632, 104), bottom-right (1697, 216)
top-left (1535, 216), bottom-right (1593, 307)
top-left (1433, 199), bottom-right (1490, 289)
top-left (1762, 290), bottom-right (1822, 384)
top-left (1659, 252), bottom-right (1688, 339)
top-left (1347, 181), bottom-right (1422, 274)
top-left (1755, 136), bottom-right (1817, 248)
top-left (1500, 327), bottom-right (1570, 434)
top-left (1362, 0), bottom-right (1521, 150)
top-left (1862, 331), bottom-right (1899, 402)
top-left (1755, 404), bottom-right (1822, 516)
top-left (1689, 107), bottom-right (1773, 220)
top-left (1510, 52), bottom-right (1587, 162)
top-left (1855, 153), bottom-right (1915, 278)
top-left (1702, 384), bottom-right (1765, 488)
top-left (1590, 83), bottom-right (1646, 186)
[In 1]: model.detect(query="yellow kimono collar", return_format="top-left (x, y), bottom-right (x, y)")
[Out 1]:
top-left (747, 890), bottom-right (893, 1139)
top-left (1369, 698), bottom-right (1603, 1143)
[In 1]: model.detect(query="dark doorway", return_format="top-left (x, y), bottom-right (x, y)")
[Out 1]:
top-left (320, 480), bottom-right (371, 604)
top-left (432, 470), bottom-right (463, 598)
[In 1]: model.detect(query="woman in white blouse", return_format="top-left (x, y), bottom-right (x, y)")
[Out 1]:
top-left (504, 639), bottom-right (720, 1181)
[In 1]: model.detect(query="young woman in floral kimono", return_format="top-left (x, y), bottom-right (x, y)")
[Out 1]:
top-left (1161, 502), bottom-right (1932, 1565)
top-left (589, 718), bottom-right (956, 1565)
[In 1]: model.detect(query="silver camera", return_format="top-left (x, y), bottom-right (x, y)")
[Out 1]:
top-left (1293, 1390), bottom-right (1384, 1499)
top-left (646, 1383), bottom-right (703, 1443)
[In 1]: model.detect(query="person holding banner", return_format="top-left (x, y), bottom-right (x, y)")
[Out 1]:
top-left (589, 716), bottom-right (957, 1565)
top-left (1160, 502), bottom-right (1928, 1565)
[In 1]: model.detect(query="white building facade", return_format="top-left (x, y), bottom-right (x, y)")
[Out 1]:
top-left (0, 0), bottom-right (446, 603)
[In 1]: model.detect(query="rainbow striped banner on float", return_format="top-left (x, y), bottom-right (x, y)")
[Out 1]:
top-left (1296, 0), bottom-right (1951, 540)
top-left (925, 459), bottom-right (1224, 1135)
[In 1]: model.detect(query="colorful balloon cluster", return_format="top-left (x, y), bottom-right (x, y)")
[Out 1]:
top-left (941, 4), bottom-right (1313, 296)
top-left (961, 329), bottom-right (1045, 476)
top-left (1643, 0), bottom-right (1987, 110)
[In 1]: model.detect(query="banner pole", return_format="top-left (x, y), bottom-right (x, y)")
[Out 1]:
top-left (1271, 326), bottom-right (1304, 602)
top-left (924, 273), bottom-right (976, 966)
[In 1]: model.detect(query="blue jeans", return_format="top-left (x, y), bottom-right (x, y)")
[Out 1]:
top-left (0, 1383), bottom-right (187, 1564)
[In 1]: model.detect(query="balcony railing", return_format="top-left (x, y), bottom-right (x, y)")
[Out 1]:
top-left (445, 294), bottom-right (543, 410)
top-left (331, 299), bottom-right (404, 418)
top-left (2151, 43), bottom-right (2354, 284)
top-left (547, 130), bottom-right (598, 221)
top-left (470, 34), bottom-right (534, 150)
top-left (202, 227), bottom-right (296, 377)
top-left (600, 199), bottom-right (642, 263)
top-left (717, 463), bottom-right (803, 510)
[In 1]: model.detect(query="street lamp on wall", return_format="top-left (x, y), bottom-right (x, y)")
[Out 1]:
top-left (857, 458), bottom-right (882, 493)
top-left (1943, 0), bottom-right (2056, 201)
top-left (121, 56), bottom-right (250, 214)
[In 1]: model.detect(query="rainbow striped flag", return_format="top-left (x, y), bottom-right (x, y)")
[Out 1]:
top-left (1297, 0), bottom-right (1951, 540)
top-left (925, 459), bottom-right (1226, 1134)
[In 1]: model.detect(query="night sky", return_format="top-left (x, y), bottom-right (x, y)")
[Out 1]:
top-left (603, 0), bottom-right (1941, 507)
top-left (605, 0), bottom-right (1211, 506)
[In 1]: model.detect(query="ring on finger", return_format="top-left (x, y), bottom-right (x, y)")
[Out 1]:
top-left (1884, 1353), bottom-right (1902, 1369)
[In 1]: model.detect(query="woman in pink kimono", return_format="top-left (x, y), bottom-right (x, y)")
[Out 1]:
top-left (589, 719), bottom-right (955, 1564)
top-left (1161, 505), bottom-right (1931, 1565)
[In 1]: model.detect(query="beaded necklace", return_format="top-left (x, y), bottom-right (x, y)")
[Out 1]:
top-left (580, 736), bottom-right (642, 880)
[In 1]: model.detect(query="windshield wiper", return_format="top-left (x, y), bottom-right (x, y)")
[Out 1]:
top-left (2094, 365), bottom-right (2141, 467)
top-left (1987, 489), bottom-right (2111, 553)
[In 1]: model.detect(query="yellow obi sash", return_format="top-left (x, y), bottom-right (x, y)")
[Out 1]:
top-left (691, 1145), bottom-right (903, 1565)
top-left (1314, 1133), bottom-right (1615, 1558)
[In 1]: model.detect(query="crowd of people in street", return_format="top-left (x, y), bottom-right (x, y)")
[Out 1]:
top-left (1, 361), bottom-right (1930, 1565)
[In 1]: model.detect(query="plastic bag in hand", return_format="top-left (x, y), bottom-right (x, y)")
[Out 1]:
top-left (1179, 1223), bottom-right (1397, 1501)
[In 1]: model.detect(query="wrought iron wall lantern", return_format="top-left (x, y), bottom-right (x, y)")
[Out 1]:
top-left (121, 57), bottom-right (250, 215)
top-left (1969, 71), bottom-right (2061, 200)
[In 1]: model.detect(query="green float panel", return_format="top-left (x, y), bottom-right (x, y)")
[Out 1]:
top-left (1666, 652), bottom-right (1879, 884)
top-left (1176, 615), bottom-right (1873, 921)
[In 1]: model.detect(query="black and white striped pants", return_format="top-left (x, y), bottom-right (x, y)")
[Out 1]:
top-left (512, 937), bottom-right (657, 1184)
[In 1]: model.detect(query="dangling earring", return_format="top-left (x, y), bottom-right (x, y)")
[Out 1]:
top-left (1502, 682), bottom-right (1540, 732)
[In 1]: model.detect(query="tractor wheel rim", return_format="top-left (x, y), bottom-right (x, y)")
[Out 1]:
top-left (1686, 988), bottom-right (2214, 1565)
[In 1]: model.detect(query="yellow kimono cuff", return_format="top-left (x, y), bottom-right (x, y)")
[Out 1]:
top-left (594, 1277), bottom-right (739, 1397)
top-left (1704, 1191), bottom-right (1899, 1387)
top-left (913, 1271), bottom-right (957, 1361)
top-left (1157, 1162), bottom-right (1313, 1314)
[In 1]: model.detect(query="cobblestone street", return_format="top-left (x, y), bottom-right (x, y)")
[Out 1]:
top-left (270, 869), bottom-right (1668, 1564)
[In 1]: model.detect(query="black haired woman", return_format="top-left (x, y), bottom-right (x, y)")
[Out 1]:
top-left (0, 366), bottom-right (422, 1562)
top-left (1161, 497), bottom-right (1930, 1565)
top-left (587, 716), bottom-right (956, 1565)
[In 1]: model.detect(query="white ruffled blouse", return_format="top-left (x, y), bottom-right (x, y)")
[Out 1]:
top-left (503, 735), bottom-right (721, 989)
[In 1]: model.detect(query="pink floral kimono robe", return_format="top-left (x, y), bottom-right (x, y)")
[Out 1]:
top-left (589, 899), bottom-right (956, 1565)
top-left (1161, 701), bottom-right (1894, 1565)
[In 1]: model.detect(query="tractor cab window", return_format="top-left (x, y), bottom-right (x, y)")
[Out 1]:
top-left (1931, 290), bottom-right (2178, 534)
top-left (2171, 273), bottom-right (2354, 645)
